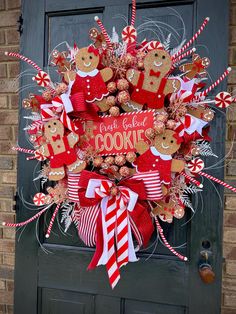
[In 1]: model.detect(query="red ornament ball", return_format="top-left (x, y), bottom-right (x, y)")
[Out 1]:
top-left (109, 106), bottom-right (120, 116)
top-left (126, 152), bottom-right (136, 163)
top-left (117, 78), bottom-right (129, 91)
top-left (107, 82), bottom-right (117, 93)
top-left (117, 91), bottom-right (130, 104)
top-left (119, 166), bottom-right (130, 177)
top-left (115, 155), bottom-right (126, 166)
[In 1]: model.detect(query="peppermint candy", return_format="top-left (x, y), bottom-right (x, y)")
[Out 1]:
top-left (215, 92), bottom-right (232, 108)
top-left (122, 26), bottom-right (137, 44)
top-left (188, 158), bottom-right (205, 173)
top-left (32, 71), bottom-right (50, 87)
top-left (33, 193), bottom-right (46, 206)
top-left (146, 41), bottom-right (163, 51)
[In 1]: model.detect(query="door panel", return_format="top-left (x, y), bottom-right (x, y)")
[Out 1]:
top-left (15, 0), bottom-right (229, 313)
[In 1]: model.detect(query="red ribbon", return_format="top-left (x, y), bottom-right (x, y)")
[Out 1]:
top-left (149, 69), bottom-right (161, 78)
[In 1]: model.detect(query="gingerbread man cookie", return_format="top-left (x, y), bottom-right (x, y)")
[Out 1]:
top-left (179, 53), bottom-right (210, 80)
top-left (134, 129), bottom-right (185, 193)
top-left (125, 48), bottom-right (181, 112)
top-left (64, 46), bottom-right (113, 112)
top-left (38, 119), bottom-right (86, 181)
top-left (152, 196), bottom-right (185, 223)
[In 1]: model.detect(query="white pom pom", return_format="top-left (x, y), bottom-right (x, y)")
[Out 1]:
top-left (2, 222), bottom-right (6, 226)
top-left (199, 183), bottom-right (203, 188)
top-left (184, 257), bottom-right (188, 261)
top-left (32, 76), bottom-right (35, 81)
top-left (45, 234), bottom-right (49, 238)
top-left (227, 67), bottom-right (232, 72)
top-left (94, 16), bottom-right (99, 21)
top-left (192, 47), bottom-right (196, 52)
top-left (206, 17), bottom-right (210, 21)
top-left (4, 51), bottom-right (8, 56)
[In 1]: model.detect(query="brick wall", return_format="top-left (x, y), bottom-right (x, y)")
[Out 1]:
top-left (0, 1), bottom-right (235, 314)
top-left (222, 1), bottom-right (236, 313)
top-left (0, 0), bottom-right (20, 313)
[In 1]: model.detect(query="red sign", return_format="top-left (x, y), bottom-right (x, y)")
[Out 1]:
top-left (82, 110), bottom-right (155, 155)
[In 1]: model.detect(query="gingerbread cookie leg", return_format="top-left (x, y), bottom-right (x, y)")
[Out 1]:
top-left (95, 99), bottom-right (110, 112)
top-left (49, 167), bottom-right (65, 181)
top-left (121, 100), bottom-right (143, 112)
top-left (67, 159), bottom-right (86, 173)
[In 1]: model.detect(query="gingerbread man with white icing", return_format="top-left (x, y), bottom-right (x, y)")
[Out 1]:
top-left (38, 119), bottom-right (86, 181)
top-left (64, 46), bottom-right (113, 112)
top-left (125, 48), bottom-right (181, 112)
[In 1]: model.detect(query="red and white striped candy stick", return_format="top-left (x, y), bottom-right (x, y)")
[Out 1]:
top-left (5, 52), bottom-right (42, 72)
top-left (94, 16), bottom-right (113, 51)
top-left (172, 47), bottom-right (196, 63)
top-left (12, 146), bottom-right (35, 155)
top-left (180, 171), bottom-right (203, 188)
top-left (172, 17), bottom-right (210, 59)
top-left (154, 217), bottom-right (188, 261)
top-left (131, 0), bottom-right (136, 27)
top-left (199, 67), bottom-right (231, 98)
top-left (2, 207), bottom-right (48, 227)
top-left (199, 172), bottom-right (236, 193)
top-left (45, 203), bottom-right (61, 238)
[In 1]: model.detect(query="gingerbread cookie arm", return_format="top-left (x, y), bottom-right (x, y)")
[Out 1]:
top-left (164, 78), bottom-right (181, 94)
top-left (171, 159), bottom-right (185, 173)
top-left (100, 67), bottom-right (113, 82)
top-left (37, 144), bottom-right (50, 158)
top-left (67, 132), bottom-right (79, 147)
top-left (135, 140), bottom-right (149, 155)
top-left (126, 69), bottom-right (140, 86)
top-left (64, 70), bottom-right (76, 83)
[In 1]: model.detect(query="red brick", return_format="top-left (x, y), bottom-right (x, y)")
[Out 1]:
top-left (0, 186), bottom-right (14, 198)
top-left (0, 213), bottom-right (14, 224)
top-left (0, 200), bottom-right (13, 212)
top-left (224, 228), bottom-right (236, 243)
top-left (0, 95), bottom-right (8, 109)
top-left (5, 28), bottom-right (19, 45)
top-left (2, 229), bottom-right (15, 240)
top-left (2, 254), bottom-right (14, 266)
top-left (9, 93), bottom-right (18, 109)
top-left (222, 307), bottom-right (236, 314)
top-left (224, 293), bottom-right (236, 307)
top-left (227, 124), bottom-right (236, 141)
top-left (224, 211), bottom-right (236, 227)
top-left (229, 47), bottom-right (236, 65)
top-left (0, 142), bottom-right (14, 155)
top-left (0, 78), bottom-right (19, 93)
top-left (6, 280), bottom-right (14, 292)
top-left (230, 26), bottom-right (236, 44)
top-left (0, 240), bottom-right (15, 254)
top-left (0, 10), bottom-right (19, 27)
top-left (226, 161), bottom-right (236, 176)
top-left (0, 47), bottom-right (19, 62)
top-left (0, 157), bottom-right (14, 170)
top-left (0, 64), bottom-right (7, 78)
top-left (7, 62), bottom-right (19, 78)
top-left (228, 66), bottom-right (236, 84)
top-left (6, 304), bottom-right (14, 314)
top-left (0, 290), bottom-right (13, 305)
top-left (223, 244), bottom-right (236, 260)
top-left (230, 5), bottom-right (236, 25)
top-left (0, 29), bottom-right (5, 44)
top-left (0, 111), bottom-right (18, 125)
top-left (0, 279), bottom-right (5, 290)
top-left (2, 172), bottom-right (16, 184)
top-left (225, 261), bottom-right (236, 276)
top-left (6, 0), bottom-right (21, 10)
top-left (0, 126), bottom-right (12, 140)
top-left (0, 1), bottom-right (5, 10)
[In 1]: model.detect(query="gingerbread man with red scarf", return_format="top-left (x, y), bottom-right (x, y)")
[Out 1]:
top-left (134, 129), bottom-right (185, 194)
top-left (124, 48), bottom-right (181, 112)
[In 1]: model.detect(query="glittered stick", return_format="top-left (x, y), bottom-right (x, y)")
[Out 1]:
top-left (2, 207), bottom-right (48, 227)
top-left (172, 17), bottom-right (210, 59)
top-left (181, 171), bottom-right (203, 188)
top-left (94, 16), bottom-right (113, 51)
top-left (12, 146), bottom-right (35, 155)
top-left (199, 67), bottom-right (231, 98)
top-left (172, 47), bottom-right (196, 63)
top-left (131, 0), bottom-right (136, 27)
top-left (45, 203), bottom-right (61, 238)
top-left (154, 217), bottom-right (188, 261)
top-left (5, 52), bottom-right (42, 72)
top-left (199, 171), bottom-right (236, 193)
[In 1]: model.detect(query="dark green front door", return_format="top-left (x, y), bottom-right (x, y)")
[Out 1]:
top-left (15, 0), bottom-right (229, 313)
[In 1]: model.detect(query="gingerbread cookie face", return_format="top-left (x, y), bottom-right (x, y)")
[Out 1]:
top-left (44, 119), bottom-right (64, 141)
top-left (143, 49), bottom-right (172, 75)
top-left (75, 47), bottom-right (100, 73)
top-left (154, 129), bottom-right (181, 155)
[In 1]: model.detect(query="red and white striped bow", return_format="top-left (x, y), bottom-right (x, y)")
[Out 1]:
top-left (85, 179), bottom-right (138, 289)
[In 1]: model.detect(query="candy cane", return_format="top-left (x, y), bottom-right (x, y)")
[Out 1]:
top-left (12, 146), bottom-right (35, 155)
top-left (198, 171), bottom-right (236, 193)
top-left (131, 0), bottom-right (136, 27)
top-left (181, 171), bottom-right (203, 188)
top-left (199, 67), bottom-right (231, 98)
top-left (172, 47), bottom-right (196, 63)
top-left (5, 51), bottom-right (42, 72)
top-left (172, 17), bottom-right (210, 59)
top-left (45, 203), bottom-right (61, 238)
top-left (154, 217), bottom-right (188, 261)
top-left (94, 16), bottom-right (113, 51)
top-left (2, 206), bottom-right (49, 227)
